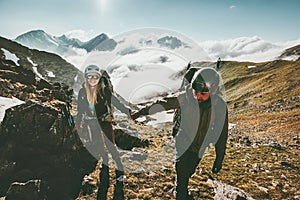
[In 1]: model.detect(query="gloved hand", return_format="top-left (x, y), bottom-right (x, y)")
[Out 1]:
top-left (212, 160), bottom-right (222, 174)
top-left (129, 110), bottom-right (137, 120)
top-left (129, 109), bottom-right (134, 120)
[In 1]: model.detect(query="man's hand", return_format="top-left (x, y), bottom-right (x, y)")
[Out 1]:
top-left (212, 160), bottom-right (222, 174)
top-left (129, 110), bottom-right (138, 120)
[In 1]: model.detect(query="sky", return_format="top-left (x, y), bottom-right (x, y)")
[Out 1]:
top-left (0, 0), bottom-right (300, 43)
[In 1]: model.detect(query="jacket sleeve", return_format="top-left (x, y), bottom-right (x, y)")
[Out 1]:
top-left (131, 91), bottom-right (184, 119)
top-left (214, 108), bottom-right (228, 165)
top-left (76, 88), bottom-right (85, 126)
top-left (111, 93), bottom-right (131, 117)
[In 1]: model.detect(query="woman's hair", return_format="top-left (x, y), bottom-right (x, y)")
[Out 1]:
top-left (85, 81), bottom-right (99, 106)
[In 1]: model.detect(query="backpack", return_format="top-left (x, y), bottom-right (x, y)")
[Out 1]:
top-left (97, 70), bottom-right (114, 121)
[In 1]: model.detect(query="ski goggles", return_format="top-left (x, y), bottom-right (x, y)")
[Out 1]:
top-left (86, 75), bottom-right (100, 80)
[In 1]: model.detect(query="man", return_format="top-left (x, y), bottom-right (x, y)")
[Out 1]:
top-left (132, 66), bottom-right (228, 200)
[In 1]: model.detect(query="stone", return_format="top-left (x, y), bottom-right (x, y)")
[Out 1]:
top-left (5, 180), bottom-right (45, 200)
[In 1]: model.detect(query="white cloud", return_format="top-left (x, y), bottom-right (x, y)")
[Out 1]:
top-left (64, 29), bottom-right (96, 42)
top-left (199, 36), bottom-right (300, 62)
top-left (62, 47), bottom-right (88, 70)
top-left (229, 5), bottom-right (236, 9)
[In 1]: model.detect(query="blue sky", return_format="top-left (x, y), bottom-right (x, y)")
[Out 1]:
top-left (1, 0), bottom-right (300, 42)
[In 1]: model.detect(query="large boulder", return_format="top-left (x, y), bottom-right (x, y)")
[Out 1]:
top-left (0, 101), bottom-right (97, 199)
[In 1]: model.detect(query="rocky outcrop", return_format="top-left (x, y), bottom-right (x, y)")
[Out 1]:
top-left (5, 180), bottom-right (46, 200)
top-left (0, 46), bottom-right (150, 199)
top-left (0, 58), bottom-right (73, 103)
top-left (0, 56), bottom-right (96, 199)
top-left (0, 100), bottom-right (97, 199)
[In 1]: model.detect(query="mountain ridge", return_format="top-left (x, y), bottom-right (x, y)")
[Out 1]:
top-left (0, 36), bottom-right (84, 87)
top-left (15, 30), bottom-right (117, 55)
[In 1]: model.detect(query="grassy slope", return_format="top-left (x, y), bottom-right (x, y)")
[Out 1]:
top-left (221, 60), bottom-right (300, 144)
top-left (77, 60), bottom-right (300, 200)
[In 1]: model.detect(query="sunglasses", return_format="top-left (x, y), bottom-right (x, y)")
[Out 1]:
top-left (192, 81), bottom-right (210, 93)
top-left (86, 75), bottom-right (100, 80)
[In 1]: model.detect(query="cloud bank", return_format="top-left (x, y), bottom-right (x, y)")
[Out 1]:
top-left (199, 36), bottom-right (300, 62)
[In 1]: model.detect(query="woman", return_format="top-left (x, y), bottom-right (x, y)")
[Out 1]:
top-left (76, 64), bottom-right (124, 200)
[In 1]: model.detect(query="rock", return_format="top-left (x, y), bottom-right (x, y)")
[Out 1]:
top-left (114, 127), bottom-right (149, 150)
top-left (280, 161), bottom-right (299, 170)
top-left (0, 101), bottom-right (97, 199)
top-left (208, 179), bottom-right (255, 200)
top-left (258, 186), bottom-right (269, 193)
top-left (80, 175), bottom-right (97, 196)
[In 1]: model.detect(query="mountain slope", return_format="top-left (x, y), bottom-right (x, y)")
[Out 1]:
top-left (218, 59), bottom-right (300, 144)
top-left (278, 44), bottom-right (300, 60)
top-left (0, 36), bottom-right (83, 87)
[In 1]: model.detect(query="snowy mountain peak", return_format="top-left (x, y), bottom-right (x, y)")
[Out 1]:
top-left (15, 30), bottom-right (117, 56)
top-left (80, 33), bottom-right (110, 52)
top-left (57, 34), bottom-right (83, 48)
top-left (15, 29), bottom-right (59, 50)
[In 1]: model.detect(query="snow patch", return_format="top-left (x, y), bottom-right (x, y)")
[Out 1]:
top-left (280, 55), bottom-right (300, 61)
top-left (247, 65), bottom-right (257, 69)
top-left (0, 96), bottom-right (24, 123)
top-left (32, 67), bottom-right (44, 79)
top-left (229, 123), bottom-right (236, 130)
top-left (1, 48), bottom-right (20, 66)
top-left (46, 70), bottom-right (55, 78)
top-left (146, 111), bottom-right (174, 128)
top-left (27, 57), bottom-right (38, 67)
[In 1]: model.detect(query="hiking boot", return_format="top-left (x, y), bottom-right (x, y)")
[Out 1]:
top-left (186, 194), bottom-right (194, 200)
top-left (97, 164), bottom-right (110, 200)
top-left (113, 170), bottom-right (124, 200)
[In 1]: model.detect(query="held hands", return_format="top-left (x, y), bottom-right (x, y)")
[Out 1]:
top-left (212, 160), bottom-right (222, 174)
top-left (104, 114), bottom-right (114, 122)
top-left (73, 124), bottom-right (83, 132)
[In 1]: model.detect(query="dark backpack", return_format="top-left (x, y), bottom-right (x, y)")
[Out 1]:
top-left (97, 70), bottom-right (114, 121)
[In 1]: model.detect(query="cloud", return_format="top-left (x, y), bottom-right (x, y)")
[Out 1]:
top-left (199, 36), bottom-right (300, 62)
top-left (64, 29), bottom-right (96, 42)
top-left (229, 5), bottom-right (237, 9)
top-left (62, 47), bottom-right (88, 70)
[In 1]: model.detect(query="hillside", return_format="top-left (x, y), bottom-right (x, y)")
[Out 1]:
top-left (219, 60), bottom-right (300, 145)
top-left (0, 36), bottom-right (84, 87)
top-left (75, 59), bottom-right (299, 200)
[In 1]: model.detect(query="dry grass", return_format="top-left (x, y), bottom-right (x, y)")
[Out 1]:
top-left (77, 60), bottom-right (300, 199)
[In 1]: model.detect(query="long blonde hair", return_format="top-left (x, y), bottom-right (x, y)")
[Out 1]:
top-left (85, 82), bottom-right (99, 106)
